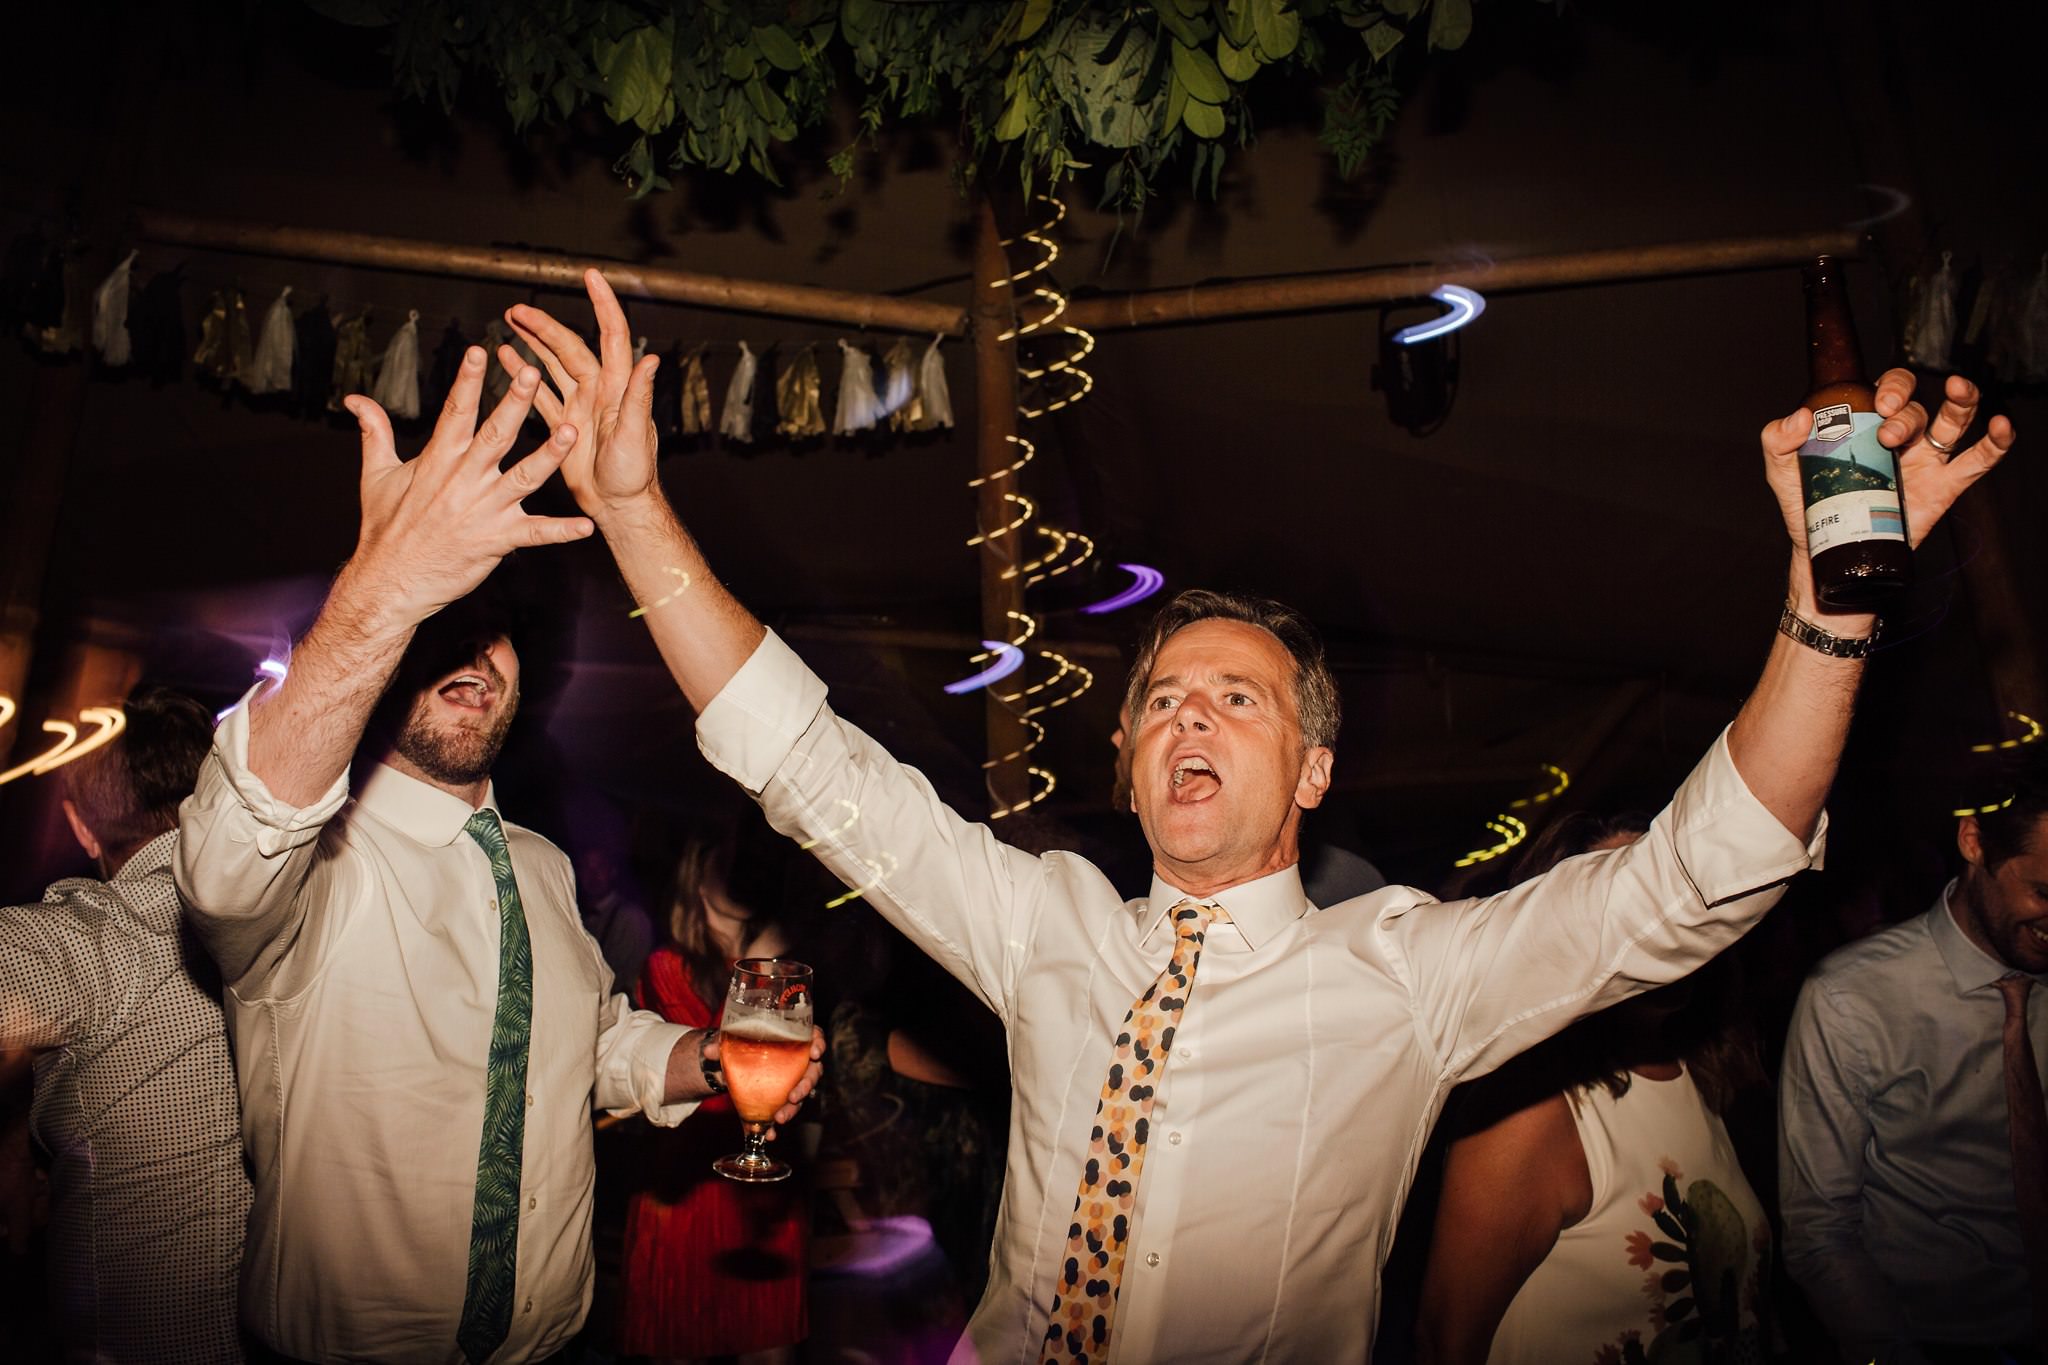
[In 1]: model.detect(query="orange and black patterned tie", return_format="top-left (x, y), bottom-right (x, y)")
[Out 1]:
top-left (1041, 898), bottom-right (1224, 1364)
top-left (1995, 973), bottom-right (2048, 1355)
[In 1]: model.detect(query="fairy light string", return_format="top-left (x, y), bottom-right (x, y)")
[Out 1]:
top-left (964, 196), bottom-right (1100, 820)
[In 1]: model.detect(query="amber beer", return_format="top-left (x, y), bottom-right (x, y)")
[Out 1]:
top-left (719, 1015), bottom-right (813, 1125)
top-left (1799, 256), bottom-right (1910, 607)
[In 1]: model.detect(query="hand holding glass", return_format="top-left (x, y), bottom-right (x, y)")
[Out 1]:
top-left (713, 958), bottom-right (814, 1183)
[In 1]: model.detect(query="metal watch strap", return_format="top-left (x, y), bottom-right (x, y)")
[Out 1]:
top-left (1778, 601), bottom-right (1881, 659)
top-left (700, 1028), bottom-right (726, 1093)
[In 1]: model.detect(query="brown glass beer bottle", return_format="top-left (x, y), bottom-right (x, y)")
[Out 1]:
top-left (1799, 256), bottom-right (1910, 608)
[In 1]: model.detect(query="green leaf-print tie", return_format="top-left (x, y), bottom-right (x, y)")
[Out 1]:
top-left (457, 810), bottom-right (533, 1364)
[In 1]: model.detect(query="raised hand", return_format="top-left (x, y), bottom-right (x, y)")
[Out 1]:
top-left (343, 347), bottom-right (594, 625)
top-left (1761, 368), bottom-right (2016, 559)
top-left (503, 269), bottom-right (661, 520)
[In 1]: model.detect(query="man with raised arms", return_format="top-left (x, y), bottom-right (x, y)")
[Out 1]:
top-left (509, 269), bottom-right (2011, 1365)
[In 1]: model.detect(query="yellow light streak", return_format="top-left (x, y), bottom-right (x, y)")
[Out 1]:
top-left (965, 492), bottom-right (1035, 547)
top-left (825, 852), bottom-right (899, 909)
top-left (795, 798), bottom-right (861, 852)
top-left (0, 695), bottom-right (15, 731)
top-left (1968, 711), bottom-right (2042, 753)
top-left (966, 434), bottom-right (1035, 489)
top-left (1026, 531), bottom-right (1096, 586)
top-left (0, 720), bottom-right (78, 786)
top-left (1507, 764), bottom-right (1573, 810)
top-left (627, 566), bottom-right (694, 619)
top-left (1951, 794), bottom-right (2016, 817)
top-left (982, 717), bottom-right (1049, 770)
top-left (989, 766), bottom-right (1056, 820)
top-left (1454, 814), bottom-right (1530, 869)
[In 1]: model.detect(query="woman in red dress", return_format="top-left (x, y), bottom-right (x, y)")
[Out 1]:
top-left (619, 831), bottom-right (807, 1363)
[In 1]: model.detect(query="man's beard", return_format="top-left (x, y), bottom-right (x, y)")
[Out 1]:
top-left (393, 673), bottom-right (520, 787)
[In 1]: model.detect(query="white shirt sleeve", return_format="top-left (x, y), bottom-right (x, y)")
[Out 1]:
top-left (696, 630), bottom-right (1049, 1022)
top-left (174, 688), bottom-right (351, 984)
top-left (1385, 727), bottom-right (1825, 1082)
top-left (592, 990), bottom-right (697, 1127)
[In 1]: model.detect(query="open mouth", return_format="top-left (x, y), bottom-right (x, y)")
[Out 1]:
top-left (1168, 754), bottom-right (1221, 804)
top-left (438, 672), bottom-right (492, 711)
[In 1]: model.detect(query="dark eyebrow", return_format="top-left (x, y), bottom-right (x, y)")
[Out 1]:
top-left (1145, 673), bottom-right (1185, 695)
top-left (1215, 673), bottom-right (1272, 695)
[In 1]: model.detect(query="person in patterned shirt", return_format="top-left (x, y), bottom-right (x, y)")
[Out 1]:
top-left (0, 686), bottom-right (252, 1363)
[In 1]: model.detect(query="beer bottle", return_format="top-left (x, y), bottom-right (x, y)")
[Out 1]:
top-left (1799, 256), bottom-right (1910, 608)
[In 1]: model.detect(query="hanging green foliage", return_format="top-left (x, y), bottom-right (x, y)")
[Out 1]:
top-left (308, 0), bottom-right (1516, 205)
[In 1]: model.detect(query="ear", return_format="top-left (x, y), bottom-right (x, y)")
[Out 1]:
top-left (62, 799), bottom-right (102, 863)
top-left (1295, 746), bottom-right (1335, 811)
top-left (1957, 815), bottom-right (1985, 868)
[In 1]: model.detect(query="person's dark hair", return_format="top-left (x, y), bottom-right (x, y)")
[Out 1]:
top-left (665, 818), bottom-right (790, 1007)
top-left (1120, 589), bottom-right (1341, 750)
top-left (61, 686), bottom-right (214, 865)
top-left (1491, 809), bottom-right (1764, 1116)
top-left (1972, 753), bottom-right (2048, 869)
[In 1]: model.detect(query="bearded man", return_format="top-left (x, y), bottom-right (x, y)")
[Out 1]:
top-left (176, 350), bottom-right (822, 1364)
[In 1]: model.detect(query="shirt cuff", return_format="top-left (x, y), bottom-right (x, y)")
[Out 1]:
top-left (695, 631), bottom-right (830, 795)
top-left (607, 1019), bottom-right (699, 1128)
top-left (1670, 725), bottom-right (1829, 903)
top-left (210, 684), bottom-right (351, 857)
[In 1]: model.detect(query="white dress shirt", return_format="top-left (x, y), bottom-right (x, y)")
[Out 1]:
top-left (1779, 886), bottom-right (2047, 1360)
top-left (696, 631), bottom-right (1820, 1365)
top-left (176, 696), bottom-right (697, 1364)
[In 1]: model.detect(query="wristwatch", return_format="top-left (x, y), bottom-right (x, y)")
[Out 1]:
top-left (1778, 601), bottom-right (1882, 659)
top-left (699, 1028), bottom-right (726, 1093)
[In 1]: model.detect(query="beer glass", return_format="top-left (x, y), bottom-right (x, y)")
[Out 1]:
top-left (712, 958), bottom-right (814, 1183)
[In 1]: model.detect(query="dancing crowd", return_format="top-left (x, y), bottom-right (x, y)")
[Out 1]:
top-left (0, 270), bottom-right (2036, 1365)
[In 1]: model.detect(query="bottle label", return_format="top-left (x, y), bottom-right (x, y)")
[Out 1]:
top-left (1799, 405), bottom-right (1905, 553)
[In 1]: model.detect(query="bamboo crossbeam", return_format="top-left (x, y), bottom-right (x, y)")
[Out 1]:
top-left (136, 211), bottom-right (969, 336)
top-left (1063, 228), bottom-right (1865, 330)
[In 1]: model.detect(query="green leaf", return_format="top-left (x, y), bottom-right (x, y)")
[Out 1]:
top-left (1148, 0), bottom-right (1212, 48)
top-left (1252, 0), bottom-right (1301, 60)
top-left (1017, 0), bottom-right (1055, 41)
top-left (1382, 0), bottom-right (1422, 15)
top-left (1163, 69), bottom-right (1189, 134)
top-left (1217, 34), bottom-right (1260, 81)
top-left (1182, 94), bottom-right (1224, 137)
top-left (994, 86), bottom-right (1035, 142)
top-left (1361, 20), bottom-right (1404, 62)
top-left (1171, 40), bottom-right (1230, 103)
top-left (722, 42), bottom-right (757, 81)
top-left (1429, 0), bottom-right (1472, 50)
top-left (1172, 0), bottom-right (1209, 15)
top-left (754, 24), bottom-right (802, 71)
top-left (1221, 0), bottom-right (1255, 46)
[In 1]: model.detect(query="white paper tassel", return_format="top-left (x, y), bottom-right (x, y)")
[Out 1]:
top-left (91, 249), bottom-right (137, 366)
top-left (371, 309), bottom-right (422, 419)
top-left (916, 334), bottom-right (954, 430)
top-left (1903, 251), bottom-right (1958, 371)
top-left (720, 340), bottom-right (758, 442)
top-left (880, 338), bottom-right (919, 428)
top-left (632, 335), bottom-right (649, 365)
top-left (247, 286), bottom-right (297, 394)
top-left (833, 340), bottom-right (884, 433)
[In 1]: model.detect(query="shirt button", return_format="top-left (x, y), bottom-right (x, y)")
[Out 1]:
top-left (1168, 1131), bottom-right (1182, 1145)
top-left (526, 1093), bottom-right (534, 1108)
top-left (523, 1297), bottom-right (533, 1314)
top-left (1181, 1048), bottom-right (1197, 1061)
top-left (1144, 1252), bottom-right (1161, 1268)
top-left (528, 1195), bottom-right (538, 1210)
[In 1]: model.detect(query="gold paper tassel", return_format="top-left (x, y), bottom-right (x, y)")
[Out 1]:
top-left (882, 338), bottom-right (922, 430)
top-left (775, 345), bottom-right (826, 437)
top-left (679, 345), bottom-right (711, 434)
top-left (192, 291), bottom-right (231, 379)
top-left (329, 307), bottom-right (373, 410)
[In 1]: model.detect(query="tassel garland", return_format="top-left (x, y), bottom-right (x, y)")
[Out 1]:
top-left (247, 287), bottom-right (297, 395)
top-left (91, 249), bottom-right (138, 367)
top-left (916, 335), bottom-right (954, 430)
top-left (776, 345), bottom-right (826, 437)
top-left (720, 340), bottom-right (758, 442)
top-left (330, 307), bottom-right (373, 409)
top-left (680, 345), bottom-right (712, 435)
top-left (833, 339), bottom-right (883, 433)
top-left (370, 309), bottom-right (422, 419)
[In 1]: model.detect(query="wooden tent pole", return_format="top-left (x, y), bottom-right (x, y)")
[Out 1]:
top-left (136, 211), bottom-right (967, 336)
top-left (1063, 228), bottom-right (1864, 330)
top-left (140, 211), bottom-right (1858, 340)
top-left (971, 193), bottom-right (1031, 814)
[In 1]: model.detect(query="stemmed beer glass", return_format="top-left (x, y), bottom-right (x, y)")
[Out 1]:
top-left (712, 958), bottom-right (814, 1183)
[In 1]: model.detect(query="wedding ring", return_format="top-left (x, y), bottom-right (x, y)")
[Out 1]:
top-left (1927, 433), bottom-right (1959, 454)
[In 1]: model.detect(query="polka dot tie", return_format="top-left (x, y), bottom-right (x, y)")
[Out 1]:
top-left (1040, 898), bottom-right (1224, 1364)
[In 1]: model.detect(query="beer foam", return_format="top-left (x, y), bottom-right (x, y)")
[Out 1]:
top-left (722, 1011), bottom-right (812, 1045)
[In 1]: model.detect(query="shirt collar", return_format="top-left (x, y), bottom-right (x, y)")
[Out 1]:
top-left (110, 829), bottom-right (178, 881)
top-left (1930, 879), bottom-right (2045, 992)
top-left (1138, 863), bottom-right (1311, 951)
top-left (356, 762), bottom-right (501, 847)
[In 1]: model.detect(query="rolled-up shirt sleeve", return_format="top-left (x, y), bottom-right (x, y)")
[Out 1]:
top-left (696, 630), bottom-right (1048, 1022)
top-left (593, 991), bottom-right (697, 1127)
top-left (174, 687), bottom-right (351, 982)
top-left (1389, 726), bottom-right (1826, 1082)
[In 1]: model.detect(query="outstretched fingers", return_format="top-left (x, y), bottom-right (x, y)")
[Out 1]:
top-left (498, 343), bottom-right (565, 429)
top-left (500, 422), bottom-right (579, 501)
top-left (472, 367), bottom-right (541, 465)
top-left (507, 301), bottom-right (600, 389)
top-left (423, 347), bottom-right (488, 458)
top-left (584, 268), bottom-right (636, 379)
top-left (343, 394), bottom-right (400, 483)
